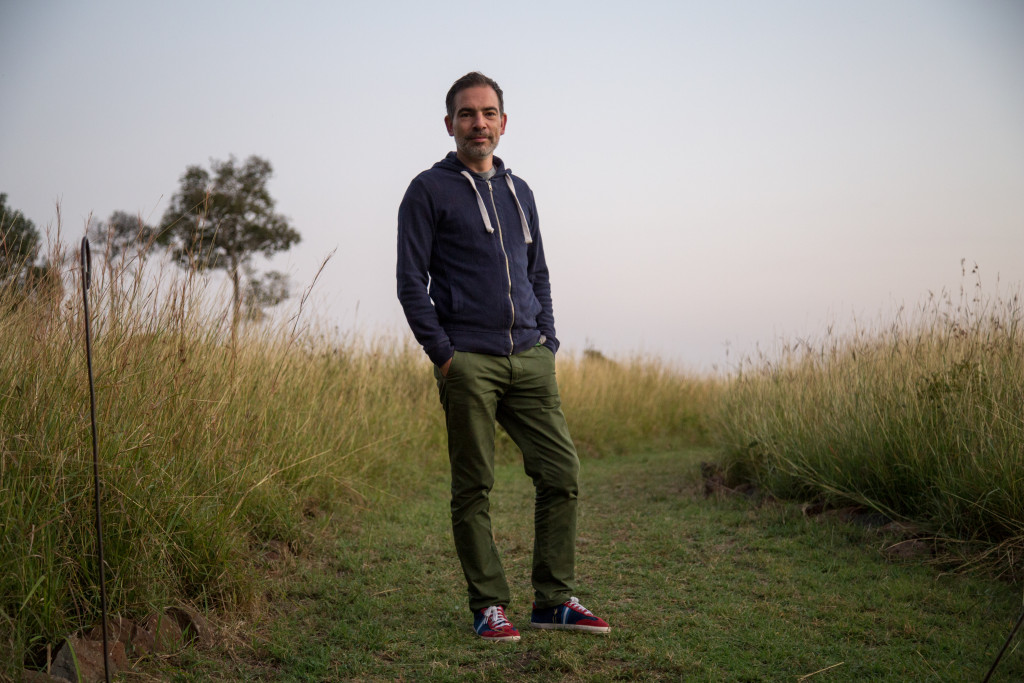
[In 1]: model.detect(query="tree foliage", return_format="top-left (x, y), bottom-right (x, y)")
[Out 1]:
top-left (0, 193), bottom-right (41, 288)
top-left (243, 268), bottom-right (291, 322)
top-left (158, 155), bottom-right (300, 326)
top-left (87, 210), bottom-right (157, 261)
top-left (0, 194), bottom-right (63, 303)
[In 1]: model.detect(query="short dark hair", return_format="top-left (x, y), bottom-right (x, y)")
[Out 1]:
top-left (446, 72), bottom-right (504, 119)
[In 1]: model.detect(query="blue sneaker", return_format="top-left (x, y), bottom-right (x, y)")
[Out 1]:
top-left (473, 605), bottom-right (521, 642)
top-left (530, 597), bottom-right (611, 633)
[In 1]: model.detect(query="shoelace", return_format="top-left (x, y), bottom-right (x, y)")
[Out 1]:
top-left (483, 605), bottom-right (513, 629)
top-left (567, 597), bottom-right (594, 616)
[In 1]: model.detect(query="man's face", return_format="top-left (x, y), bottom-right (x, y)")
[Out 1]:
top-left (445, 85), bottom-right (507, 169)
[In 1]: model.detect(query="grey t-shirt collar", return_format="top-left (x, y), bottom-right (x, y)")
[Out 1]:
top-left (473, 166), bottom-right (497, 181)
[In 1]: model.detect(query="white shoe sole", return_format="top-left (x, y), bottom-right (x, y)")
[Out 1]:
top-left (478, 634), bottom-right (521, 642)
top-left (530, 622), bottom-right (611, 634)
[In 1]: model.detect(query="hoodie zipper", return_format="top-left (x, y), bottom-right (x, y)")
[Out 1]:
top-left (487, 179), bottom-right (515, 353)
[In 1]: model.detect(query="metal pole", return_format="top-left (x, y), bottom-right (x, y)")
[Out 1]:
top-left (983, 606), bottom-right (1024, 682)
top-left (81, 237), bottom-right (111, 683)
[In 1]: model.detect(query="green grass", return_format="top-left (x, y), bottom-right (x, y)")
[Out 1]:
top-left (712, 275), bottom-right (1024, 577)
top-left (5, 245), bottom-right (1024, 679)
top-left (147, 449), bottom-right (1024, 681)
top-left (0, 245), bottom-right (713, 676)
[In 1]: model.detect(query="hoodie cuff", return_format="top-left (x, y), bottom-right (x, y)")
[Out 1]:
top-left (540, 333), bottom-right (559, 355)
top-left (427, 343), bottom-right (455, 368)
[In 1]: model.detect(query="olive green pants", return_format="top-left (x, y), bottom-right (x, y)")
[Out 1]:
top-left (434, 345), bottom-right (580, 612)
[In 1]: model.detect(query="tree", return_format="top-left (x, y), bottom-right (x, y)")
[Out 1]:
top-left (158, 155), bottom-right (300, 330)
top-left (242, 267), bottom-right (290, 322)
top-left (87, 210), bottom-right (157, 262)
top-left (1, 193), bottom-right (42, 289)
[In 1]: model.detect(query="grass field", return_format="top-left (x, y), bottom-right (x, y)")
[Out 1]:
top-left (143, 449), bottom-right (1024, 681)
top-left (0, 249), bottom-right (711, 677)
top-left (3, 251), bottom-right (1023, 680)
top-left (712, 273), bottom-right (1024, 579)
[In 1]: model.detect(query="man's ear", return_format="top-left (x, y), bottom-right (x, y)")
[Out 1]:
top-left (444, 115), bottom-right (454, 137)
top-left (499, 113), bottom-right (507, 135)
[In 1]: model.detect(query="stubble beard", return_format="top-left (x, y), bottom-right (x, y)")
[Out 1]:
top-left (457, 133), bottom-right (498, 161)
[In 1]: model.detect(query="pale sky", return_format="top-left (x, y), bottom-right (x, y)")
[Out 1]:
top-left (2, 0), bottom-right (1022, 370)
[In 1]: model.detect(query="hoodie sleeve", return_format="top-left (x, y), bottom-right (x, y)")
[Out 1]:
top-left (524, 185), bottom-right (560, 354)
top-left (397, 176), bottom-right (455, 366)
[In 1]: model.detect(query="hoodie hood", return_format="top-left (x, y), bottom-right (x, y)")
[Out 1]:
top-left (433, 151), bottom-right (509, 176)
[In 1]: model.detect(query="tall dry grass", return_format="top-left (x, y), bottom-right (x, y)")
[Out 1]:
top-left (0, 240), bottom-right (714, 672)
top-left (712, 269), bottom-right (1024, 576)
top-left (558, 348), bottom-right (718, 457)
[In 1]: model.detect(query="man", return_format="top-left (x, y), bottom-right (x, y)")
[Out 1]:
top-left (396, 72), bottom-right (611, 642)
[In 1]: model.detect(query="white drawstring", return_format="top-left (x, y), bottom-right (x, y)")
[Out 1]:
top-left (459, 170), bottom-right (533, 244)
top-left (460, 171), bottom-right (494, 234)
top-left (504, 175), bottom-right (533, 245)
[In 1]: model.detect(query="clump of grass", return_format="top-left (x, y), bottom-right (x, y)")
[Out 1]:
top-left (712, 267), bottom-right (1024, 576)
top-left (1, 236), bottom-right (715, 673)
top-left (558, 347), bottom-right (720, 457)
top-left (0, 241), bottom-right (442, 672)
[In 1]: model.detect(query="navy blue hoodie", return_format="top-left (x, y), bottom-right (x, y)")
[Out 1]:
top-left (397, 152), bottom-right (558, 367)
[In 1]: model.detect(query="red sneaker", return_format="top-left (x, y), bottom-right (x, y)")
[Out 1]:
top-left (473, 605), bottom-right (521, 642)
top-left (530, 597), bottom-right (611, 633)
